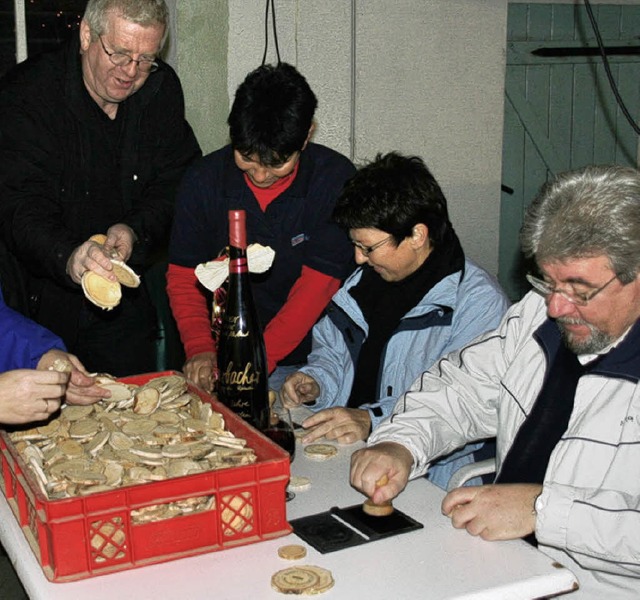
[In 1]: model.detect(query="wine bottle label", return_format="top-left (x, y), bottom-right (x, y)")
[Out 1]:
top-left (220, 361), bottom-right (262, 388)
top-left (221, 315), bottom-right (249, 338)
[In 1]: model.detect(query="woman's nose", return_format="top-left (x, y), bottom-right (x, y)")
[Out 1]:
top-left (250, 167), bottom-right (270, 183)
top-left (354, 246), bottom-right (368, 265)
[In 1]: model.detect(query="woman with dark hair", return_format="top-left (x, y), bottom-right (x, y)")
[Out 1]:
top-left (282, 152), bottom-right (509, 489)
top-left (168, 63), bottom-right (354, 394)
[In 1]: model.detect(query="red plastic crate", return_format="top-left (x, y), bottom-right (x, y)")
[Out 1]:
top-left (0, 371), bottom-right (292, 582)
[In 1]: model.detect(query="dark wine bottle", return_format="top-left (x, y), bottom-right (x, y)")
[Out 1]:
top-left (216, 209), bottom-right (269, 430)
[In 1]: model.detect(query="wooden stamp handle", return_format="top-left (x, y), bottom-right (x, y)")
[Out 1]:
top-left (375, 474), bottom-right (389, 488)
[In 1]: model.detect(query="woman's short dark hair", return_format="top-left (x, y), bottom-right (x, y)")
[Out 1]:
top-left (228, 63), bottom-right (317, 167)
top-left (333, 152), bottom-right (451, 247)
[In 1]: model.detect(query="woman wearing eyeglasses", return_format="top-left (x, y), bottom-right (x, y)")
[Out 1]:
top-left (281, 152), bottom-right (510, 489)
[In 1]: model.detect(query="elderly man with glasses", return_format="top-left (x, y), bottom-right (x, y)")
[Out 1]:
top-left (281, 152), bottom-right (509, 489)
top-left (351, 164), bottom-right (640, 597)
top-left (0, 0), bottom-right (201, 376)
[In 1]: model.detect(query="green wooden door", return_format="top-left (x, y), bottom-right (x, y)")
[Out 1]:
top-left (499, 3), bottom-right (640, 300)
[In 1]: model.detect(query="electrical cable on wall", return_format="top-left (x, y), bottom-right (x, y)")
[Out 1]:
top-left (584, 0), bottom-right (640, 135)
top-left (262, 0), bottom-right (282, 66)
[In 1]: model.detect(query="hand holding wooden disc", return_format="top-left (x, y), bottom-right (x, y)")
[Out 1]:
top-left (82, 233), bottom-right (140, 310)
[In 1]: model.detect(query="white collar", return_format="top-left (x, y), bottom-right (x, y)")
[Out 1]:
top-left (577, 324), bottom-right (634, 365)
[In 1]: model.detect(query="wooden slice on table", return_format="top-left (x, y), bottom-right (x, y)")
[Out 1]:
top-left (288, 475), bottom-right (311, 492)
top-left (277, 544), bottom-right (307, 560)
top-left (303, 444), bottom-right (337, 461)
top-left (271, 565), bottom-right (334, 595)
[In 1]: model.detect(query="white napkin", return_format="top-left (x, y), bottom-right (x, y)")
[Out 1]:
top-left (195, 243), bottom-right (275, 292)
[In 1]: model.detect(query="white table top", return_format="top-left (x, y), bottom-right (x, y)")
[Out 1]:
top-left (0, 419), bottom-right (578, 600)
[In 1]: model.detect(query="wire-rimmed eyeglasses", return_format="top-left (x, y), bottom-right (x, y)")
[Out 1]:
top-left (351, 235), bottom-right (393, 257)
top-left (98, 36), bottom-right (158, 73)
top-left (526, 272), bottom-right (618, 306)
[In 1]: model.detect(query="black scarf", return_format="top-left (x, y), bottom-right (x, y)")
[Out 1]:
top-left (498, 318), bottom-right (640, 484)
top-left (347, 228), bottom-right (465, 408)
top-left (496, 329), bottom-right (587, 485)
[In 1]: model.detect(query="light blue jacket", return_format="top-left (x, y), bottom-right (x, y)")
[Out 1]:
top-left (0, 288), bottom-right (65, 372)
top-left (300, 259), bottom-right (510, 488)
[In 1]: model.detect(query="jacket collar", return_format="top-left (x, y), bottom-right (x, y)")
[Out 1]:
top-left (333, 263), bottom-right (464, 332)
top-left (534, 317), bottom-right (640, 383)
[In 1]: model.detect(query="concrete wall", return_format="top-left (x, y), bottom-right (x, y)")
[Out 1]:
top-left (350, 1), bottom-right (508, 275)
top-left (172, 1), bottom-right (229, 157)
top-left (166, 0), bottom-right (515, 275)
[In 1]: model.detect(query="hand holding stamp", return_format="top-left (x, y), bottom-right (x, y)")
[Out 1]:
top-left (362, 474), bottom-right (394, 517)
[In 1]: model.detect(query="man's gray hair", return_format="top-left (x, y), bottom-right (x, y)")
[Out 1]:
top-left (521, 164), bottom-right (640, 284)
top-left (83, 0), bottom-right (168, 44)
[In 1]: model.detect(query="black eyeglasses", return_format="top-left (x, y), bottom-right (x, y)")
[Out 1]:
top-left (98, 36), bottom-right (158, 73)
top-left (526, 273), bottom-right (618, 306)
top-left (351, 235), bottom-right (393, 257)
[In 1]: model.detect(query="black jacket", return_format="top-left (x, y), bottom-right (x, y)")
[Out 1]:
top-left (0, 36), bottom-right (201, 344)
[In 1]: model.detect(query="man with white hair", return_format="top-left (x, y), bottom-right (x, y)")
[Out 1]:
top-left (0, 0), bottom-right (201, 376)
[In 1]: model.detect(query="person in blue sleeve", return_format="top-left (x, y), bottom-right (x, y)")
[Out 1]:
top-left (281, 152), bottom-right (510, 489)
top-left (0, 287), bottom-right (103, 424)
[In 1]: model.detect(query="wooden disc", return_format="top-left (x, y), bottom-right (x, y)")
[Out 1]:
top-left (111, 260), bottom-right (141, 288)
top-left (89, 233), bottom-right (108, 245)
top-left (362, 498), bottom-right (394, 517)
top-left (277, 544), bottom-right (307, 560)
top-left (81, 271), bottom-right (121, 310)
top-left (303, 444), bottom-right (337, 461)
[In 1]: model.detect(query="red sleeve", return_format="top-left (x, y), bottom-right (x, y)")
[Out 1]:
top-left (263, 265), bottom-right (341, 374)
top-left (166, 263), bottom-right (215, 359)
